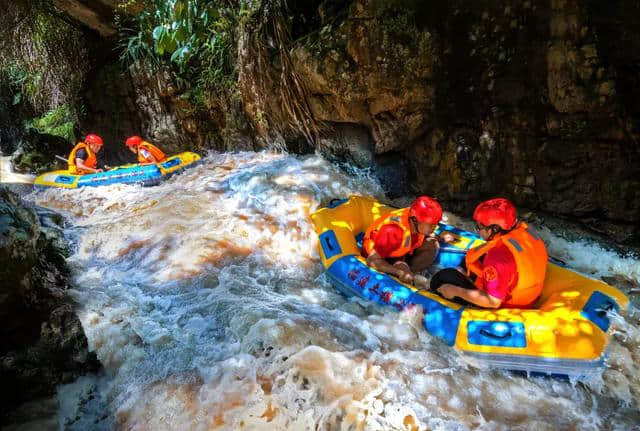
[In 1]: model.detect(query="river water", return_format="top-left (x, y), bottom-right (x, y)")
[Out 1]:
top-left (30, 151), bottom-right (640, 430)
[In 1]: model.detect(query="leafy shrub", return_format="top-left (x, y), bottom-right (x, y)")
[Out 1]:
top-left (118, 0), bottom-right (237, 90)
top-left (26, 104), bottom-right (79, 143)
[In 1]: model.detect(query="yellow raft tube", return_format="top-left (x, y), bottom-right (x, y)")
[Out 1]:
top-left (311, 196), bottom-right (628, 378)
top-left (35, 151), bottom-right (201, 189)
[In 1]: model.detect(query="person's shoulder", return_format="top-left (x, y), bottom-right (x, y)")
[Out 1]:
top-left (487, 242), bottom-right (516, 263)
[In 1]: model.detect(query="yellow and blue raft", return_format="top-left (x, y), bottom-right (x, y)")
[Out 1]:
top-left (311, 196), bottom-right (628, 378)
top-left (34, 151), bottom-right (201, 189)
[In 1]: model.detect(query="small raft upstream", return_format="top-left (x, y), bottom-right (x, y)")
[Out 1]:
top-left (34, 151), bottom-right (200, 189)
top-left (311, 196), bottom-right (629, 379)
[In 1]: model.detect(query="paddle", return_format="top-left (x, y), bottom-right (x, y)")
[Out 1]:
top-left (55, 155), bottom-right (112, 171)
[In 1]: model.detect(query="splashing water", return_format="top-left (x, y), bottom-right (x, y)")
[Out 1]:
top-left (30, 151), bottom-right (640, 430)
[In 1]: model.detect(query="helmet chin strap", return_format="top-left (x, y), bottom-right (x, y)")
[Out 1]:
top-left (486, 219), bottom-right (519, 241)
top-left (486, 226), bottom-right (501, 241)
top-left (409, 216), bottom-right (419, 234)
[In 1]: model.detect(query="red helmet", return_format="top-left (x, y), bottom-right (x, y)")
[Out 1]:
top-left (409, 196), bottom-right (442, 224)
top-left (125, 135), bottom-right (143, 147)
top-left (473, 198), bottom-right (517, 231)
top-left (85, 134), bottom-right (103, 146)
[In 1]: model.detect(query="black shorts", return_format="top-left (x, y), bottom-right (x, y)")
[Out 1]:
top-left (429, 267), bottom-right (477, 305)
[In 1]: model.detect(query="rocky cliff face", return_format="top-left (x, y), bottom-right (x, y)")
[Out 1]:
top-left (238, 0), bottom-right (640, 242)
top-left (0, 187), bottom-right (100, 422)
top-left (1, 0), bottom-right (639, 242)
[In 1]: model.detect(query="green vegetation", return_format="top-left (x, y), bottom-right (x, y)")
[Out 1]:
top-left (0, 0), bottom-right (87, 112)
top-left (26, 104), bottom-right (80, 143)
top-left (117, 0), bottom-right (238, 91)
top-left (0, 63), bottom-right (41, 107)
top-left (116, 0), bottom-right (321, 143)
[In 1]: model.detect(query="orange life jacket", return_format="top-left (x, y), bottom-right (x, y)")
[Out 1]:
top-left (68, 142), bottom-right (97, 175)
top-left (466, 222), bottom-right (548, 307)
top-left (362, 208), bottom-right (425, 258)
top-left (138, 141), bottom-right (166, 163)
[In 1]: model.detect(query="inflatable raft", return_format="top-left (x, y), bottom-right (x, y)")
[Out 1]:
top-left (34, 151), bottom-right (201, 189)
top-left (311, 196), bottom-right (628, 378)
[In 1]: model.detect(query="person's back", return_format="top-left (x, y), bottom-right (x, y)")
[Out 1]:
top-left (125, 136), bottom-right (166, 164)
top-left (433, 198), bottom-right (548, 308)
top-left (362, 196), bottom-right (442, 284)
top-left (474, 242), bottom-right (518, 304)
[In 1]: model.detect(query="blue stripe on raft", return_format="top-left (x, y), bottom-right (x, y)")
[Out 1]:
top-left (467, 320), bottom-right (526, 348)
top-left (77, 165), bottom-right (161, 187)
top-left (319, 230), bottom-right (342, 260)
top-left (326, 255), bottom-right (414, 310)
top-left (416, 295), bottom-right (463, 346)
top-left (581, 291), bottom-right (620, 332)
top-left (326, 255), bottom-right (464, 346)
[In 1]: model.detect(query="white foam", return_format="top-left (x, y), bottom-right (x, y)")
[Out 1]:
top-left (29, 151), bottom-right (640, 429)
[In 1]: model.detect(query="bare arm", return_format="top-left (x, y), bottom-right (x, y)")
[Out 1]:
top-left (75, 158), bottom-right (102, 173)
top-left (437, 283), bottom-right (502, 308)
top-left (140, 154), bottom-right (158, 165)
top-left (139, 147), bottom-right (158, 165)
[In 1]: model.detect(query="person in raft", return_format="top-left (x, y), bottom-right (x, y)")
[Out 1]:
top-left (362, 196), bottom-right (443, 284)
top-left (67, 133), bottom-right (106, 174)
top-left (125, 135), bottom-right (166, 164)
top-left (432, 198), bottom-right (548, 308)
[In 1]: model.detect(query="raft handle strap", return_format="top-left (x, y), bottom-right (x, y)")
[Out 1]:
top-left (479, 328), bottom-right (511, 340)
top-left (324, 235), bottom-right (335, 251)
top-left (596, 301), bottom-right (615, 318)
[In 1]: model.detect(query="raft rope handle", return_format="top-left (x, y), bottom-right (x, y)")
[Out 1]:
top-left (324, 235), bottom-right (335, 252)
top-left (479, 328), bottom-right (512, 339)
top-left (595, 300), bottom-right (615, 318)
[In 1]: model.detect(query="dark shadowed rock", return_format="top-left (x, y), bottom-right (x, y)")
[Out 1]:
top-left (317, 123), bottom-right (374, 168)
top-left (11, 131), bottom-right (74, 174)
top-left (244, 0), bottom-right (640, 243)
top-left (0, 187), bottom-right (100, 424)
top-left (50, 0), bottom-right (117, 37)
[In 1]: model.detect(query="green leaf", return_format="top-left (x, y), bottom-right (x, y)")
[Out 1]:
top-left (206, 4), bottom-right (220, 20)
top-left (170, 45), bottom-right (191, 63)
top-left (152, 25), bottom-right (164, 41)
top-left (170, 46), bottom-right (183, 62)
top-left (175, 25), bottom-right (188, 43)
top-left (174, 0), bottom-right (185, 19)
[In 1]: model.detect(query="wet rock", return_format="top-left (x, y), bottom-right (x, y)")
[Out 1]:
top-left (317, 123), bottom-right (374, 168)
top-left (286, 0), bottom-right (640, 243)
top-left (0, 79), bottom-right (23, 155)
top-left (0, 187), bottom-right (100, 424)
top-left (289, 0), bottom-right (439, 154)
top-left (372, 152), bottom-right (408, 200)
top-left (11, 131), bottom-right (73, 174)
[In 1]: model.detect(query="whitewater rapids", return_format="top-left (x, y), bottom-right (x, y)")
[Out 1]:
top-left (30, 151), bottom-right (640, 430)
